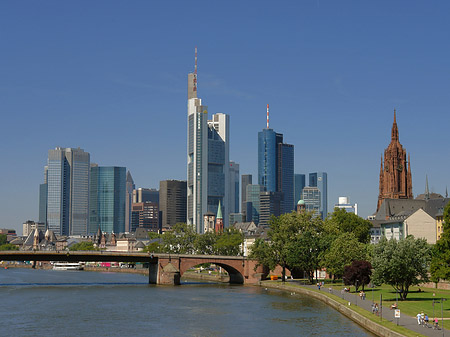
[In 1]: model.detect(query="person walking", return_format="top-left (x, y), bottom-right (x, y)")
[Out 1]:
top-left (417, 313), bottom-right (421, 325)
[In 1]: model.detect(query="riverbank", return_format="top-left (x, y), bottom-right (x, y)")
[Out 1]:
top-left (260, 280), bottom-right (427, 337)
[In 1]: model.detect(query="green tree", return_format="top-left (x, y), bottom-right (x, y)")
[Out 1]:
top-left (251, 211), bottom-right (324, 283)
top-left (322, 232), bottom-right (367, 279)
top-left (326, 208), bottom-right (372, 244)
top-left (160, 223), bottom-right (197, 254)
top-left (213, 228), bottom-right (243, 256)
top-left (0, 234), bottom-right (7, 245)
top-left (69, 241), bottom-right (98, 251)
top-left (372, 236), bottom-right (431, 300)
top-left (0, 243), bottom-right (19, 251)
top-left (194, 231), bottom-right (217, 255)
top-left (431, 202), bottom-right (450, 282)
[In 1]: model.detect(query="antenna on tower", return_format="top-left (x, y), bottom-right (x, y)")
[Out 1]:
top-left (194, 47), bottom-right (198, 74)
top-left (266, 104), bottom-right (269, 128)
top-left (193, 47), bottom-right (198, 92)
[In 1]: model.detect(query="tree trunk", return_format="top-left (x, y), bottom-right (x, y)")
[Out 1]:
top-left (282, 265), bottom-right (286, 282)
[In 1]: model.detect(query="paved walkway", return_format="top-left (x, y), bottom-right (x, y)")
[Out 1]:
top-left (295, 282), bottom-right (448, 337)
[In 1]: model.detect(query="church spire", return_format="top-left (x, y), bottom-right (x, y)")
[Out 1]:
top-left (425, 175), bottom-right (430, 200)
top-left (391, 109), bottom-right (399, 142)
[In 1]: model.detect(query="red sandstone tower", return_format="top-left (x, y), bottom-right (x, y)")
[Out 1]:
top-left (377, 110), bottom-right (413, 211)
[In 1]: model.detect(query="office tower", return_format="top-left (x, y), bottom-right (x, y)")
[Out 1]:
top-left (258, 105), bottom-right (294, 215)
top-left (259, 191), bottom-right (283, 225)
top-left (258, 127), bottom-right (283, 192)
top-left (187, 48), bottom-right (208, 233)
top-left (207, 113), bottom-right (230, 228)
top-left (241, 174), bottom-right (252, 218)
top-left (228, 161), bottom-right (240, 215)
top-left (278, 143), bottom-right (294, 213)
top-left (229, 213), bottom-right (246, 225)
top-left (302, 186), bottom-right (321, 217)
top-left (294, 174), bottom-right (306, 204)
top-left (187, 49), bottom-right (230, 233)
top-left (125, 171), bottom-right (135, 232)
top-left (89, 166), bottom-right (126, 234)
top-left (309, 172), bottom-right (328, 219)
top-left (335, 196), bottom-right (358, 215)
top-left (377, 110), bottom-right (413, 211)
top-left (131, 202), bottom-right (159, 233)
top-left (159, 180), bottom-right (187, 230)
top-left (246, 184), bottom-right (265, 225)
top-left (133, 188), bottom-right (159, 204)
top-left (38, 166), bottom-right (48, 225)
top-left (46, 147), bottom-right (90, 236)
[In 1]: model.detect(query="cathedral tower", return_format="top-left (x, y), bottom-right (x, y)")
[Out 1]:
top-left (377, 110), bottom-right (413, 211)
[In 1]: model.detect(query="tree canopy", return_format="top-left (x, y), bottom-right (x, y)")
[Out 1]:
top-left (250, 211), bottom-right (325, 282)
top-left (0, 243), bottom-right (18, 251)
top-left (431, 202), bottom-right (450, 282)
top-left (343, 260), bottom-right (372, 291)
top-left (0, 234), bottom-right (7, 246)
top-left (372, 236), bottom-right (431, 300)
top-left (325, 208), bottom-right (372, 244)
top-left (322, 232), bottom-right (367, 279)
top-left (69, 241), bottom-right (98, 251)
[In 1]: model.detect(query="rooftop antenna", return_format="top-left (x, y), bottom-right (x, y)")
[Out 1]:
top-left (193, 47), bottom-right (198, 93)
top-left (266, 104), bottom-right (269, 128)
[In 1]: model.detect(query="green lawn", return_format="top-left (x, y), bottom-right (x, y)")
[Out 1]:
top-left (326, 281), bottom-right (450, 319)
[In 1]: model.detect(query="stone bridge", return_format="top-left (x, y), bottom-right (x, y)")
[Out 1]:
top-left (0, 251), bottom-right (266, 285)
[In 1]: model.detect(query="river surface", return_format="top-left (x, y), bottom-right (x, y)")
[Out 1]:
top-left (0, 268), bottom-right (375, 337)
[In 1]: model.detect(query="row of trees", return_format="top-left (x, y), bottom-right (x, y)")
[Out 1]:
top-left (250, 207), bottom-right (440, 300)
top-left (144, 223), bottom-right (244, 256)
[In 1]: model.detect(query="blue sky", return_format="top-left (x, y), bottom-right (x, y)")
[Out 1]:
top-left (1, 1), bottom-right (449, 233)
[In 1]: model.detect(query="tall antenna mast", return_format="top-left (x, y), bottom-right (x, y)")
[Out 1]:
top-left (193, 47), bottom-right (198, 93)
top-left (266, 104), bottom-right (269, 128)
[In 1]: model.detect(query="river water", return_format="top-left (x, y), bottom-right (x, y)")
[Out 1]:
top-left (0, 268), bottom-right (374, 337)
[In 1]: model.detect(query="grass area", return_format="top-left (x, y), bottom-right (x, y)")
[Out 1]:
top-left (325, 281), bottom-right (450, 320)
top-left (262, 281), bottom-right (427, 337)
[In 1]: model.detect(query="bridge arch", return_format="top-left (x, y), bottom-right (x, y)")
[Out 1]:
top-left (178, 258), bottom-right (245, 284)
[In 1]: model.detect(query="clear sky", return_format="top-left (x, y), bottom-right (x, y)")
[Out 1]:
top-left (1, 1), bottom-right (449, 233)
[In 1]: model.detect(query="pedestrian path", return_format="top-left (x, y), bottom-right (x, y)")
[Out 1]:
top-left (297, 282), bottom-right (448, 337)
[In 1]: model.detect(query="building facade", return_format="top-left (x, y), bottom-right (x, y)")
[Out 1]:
top-left (159, 180), bottom-right (187, 230)
top-left (309, 172), bottom-right (327, 219)
top-left (302, 186), bottom-right (321, 217)
top-left (131, 202), bottom-right (159, 233)
top-left (228, 161), bottom-right (240, 216)
top-left (241, 174), bottom-right (252, 219)
top-left (377, 110), bottom-right (413, 211)
top-left (89, 166), bottom-right (126, 234)
top-left (125, 171), bottom-right (135, 232)
top-left (294, 173), bottom-right (306, 205)
top-left (278, 143), bottom-right (294, 213)
top-left (133, 188), bottom-right (159, 204)
top-left (46, 147), bottom-right (90, 236)
top-left (334, 196), bottom-right (358, 215)
top-left (246, 184), bottom-right (265, 225)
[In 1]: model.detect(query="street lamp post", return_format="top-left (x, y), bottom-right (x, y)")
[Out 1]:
top-left (355, 280), bottom-right (359, 306)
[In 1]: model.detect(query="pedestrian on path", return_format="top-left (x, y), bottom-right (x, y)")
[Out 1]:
top-left (417, 313), bottom-right (421, 325)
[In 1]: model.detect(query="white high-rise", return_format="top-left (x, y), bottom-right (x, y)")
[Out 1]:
top-left (187, 49), bottom-right (230, 232)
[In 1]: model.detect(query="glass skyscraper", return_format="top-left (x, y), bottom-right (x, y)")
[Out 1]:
top-left (302, 186), bottom-right (321, 217)
top-left (89, 166), bottom-right (126, 234)
top-left (278, 143), bottom-right (294, 213)
top-left (294, 174), bottom-right (306, 204)
top-left (46, 147), bottom-right (90, 236)
top-left (309, 172), bottom-right (328, 219)
top-left (246, 184), bottom-right (265, 225)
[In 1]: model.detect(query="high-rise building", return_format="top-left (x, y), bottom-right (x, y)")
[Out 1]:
top-left (23, 220), bottom-right (46, 237)
top-left (89, 166), bottom-right (126, 234)
top-left (377, 110), bottom-right (413, 211)
top-left (159, 180), bottom-right (187, 230)
top-left (259, 191), bottom-right (283, 225)
top-left (38, 166), bottom-right (48, 225)
top-left (302, 186), bottom-right (321, 217)
top-left (46, 147), bottom-right (90, 236)
top-left (207, 113), bottom-right (230, 228)
top-left (246, 184), bottom-right (265, 225)
top-left (335, 196), bottom-right (358, 215)
top-left (133, 188), bottom-right (159, 204)
top-left (131, 202), bottom-right (159, 233)
top-left (241, 174), bottom-right (252, 218)
top-left (258, 105), bottom-right (294, 216)
top-left (228, 161), bottom-right (240, 215)
top-left (187, 49), bottom-right (230, 233)
top-left (294, 174), bottom-right (306, 204)
top-left (278, 143), bottom-right (294, 213)
top-left (258, 128), bottom-right (283, 192)
top-left (309, 172), bottom-right (327, 219)
top-left (125, 171), bottom-right (135, 232)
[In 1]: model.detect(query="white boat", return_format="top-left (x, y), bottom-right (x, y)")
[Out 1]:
top-left (52, 262), bottom-right (84, 271)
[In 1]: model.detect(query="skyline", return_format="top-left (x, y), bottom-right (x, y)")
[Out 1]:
top-left (1, 1), bottom-right (450, 233)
